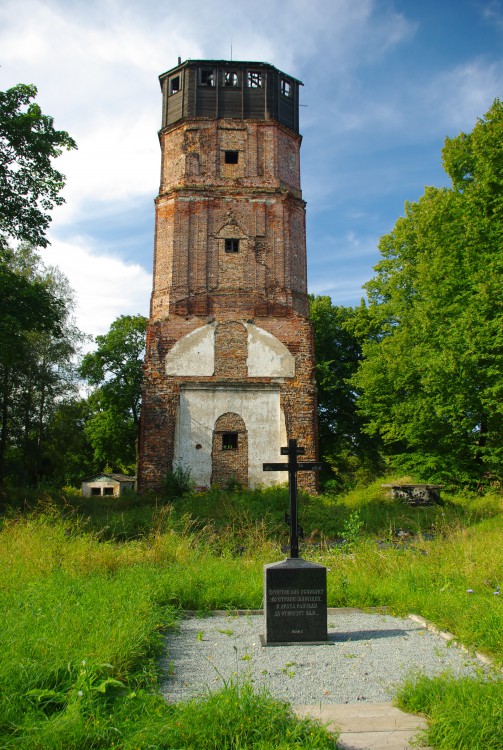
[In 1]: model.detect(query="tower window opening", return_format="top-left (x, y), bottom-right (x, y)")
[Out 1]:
top-left (224, 71), bottom-right (239, 87)
top-left (224, 150), bottom-right (239, 164)
top-left (280, 78), bottom-right (291, 97)
top-left (225, 238), bottom-right (239, 253)
top-left (169, 75), bottom-right (181, 95)
top-left (222, 432), bottom-right (238, 450)
top-left (200, 69), bottom-right (215, 87)
top-left (247, 71), bottom-right (262, 88)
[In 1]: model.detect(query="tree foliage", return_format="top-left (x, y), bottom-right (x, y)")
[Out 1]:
top-left (0, 246), bottom-right (83, 486)
top-left (42, 399), bottom-right (95, 487)
top-left (309, 295), bottom-right (382, 489)
top-left (352, 100), bottom-right (503, 484)
top-left (0, 84), bottom-right (76, 249)
top-left (0, 83), bottom-right (84, 488)
top-left (80, 315), bottom-right (147, 475)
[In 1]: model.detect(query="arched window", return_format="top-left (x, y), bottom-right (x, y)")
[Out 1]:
top-left (211, 412), bottom-right (248, 488)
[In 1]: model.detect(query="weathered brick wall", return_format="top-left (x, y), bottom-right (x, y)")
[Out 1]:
top-left (159, 120), bottom-right (301, 195)
top-left (211, 412), bottom-right (248, 487)
top-left (150, 194), bottom-right (308, 321)
top-left (139, 108), bottom-right (318, 494)
top-left (214, 322), bottom-right (247, 378)
top-left (138, 311), bottom-right (318, 493)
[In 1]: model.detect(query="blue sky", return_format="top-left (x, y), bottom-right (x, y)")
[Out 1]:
top-left (2, 0), bottom-right (503, 338)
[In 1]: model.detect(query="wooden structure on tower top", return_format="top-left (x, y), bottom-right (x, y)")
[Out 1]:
top-left (159, 60), bottom-right (302, 132)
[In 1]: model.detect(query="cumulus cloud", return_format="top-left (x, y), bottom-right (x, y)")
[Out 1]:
top-left (2, 0), bottom-right (503, 322)
top-left (43, 238), bottom-right (151, 339)
top-left (54, 113), bottom-right (159, 225)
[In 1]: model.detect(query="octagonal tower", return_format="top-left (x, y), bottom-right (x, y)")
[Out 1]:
top-left (139, 59), bottom-right (317, 491)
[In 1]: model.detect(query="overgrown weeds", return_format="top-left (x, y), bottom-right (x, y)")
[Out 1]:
top-left (0, 480), bottom-right (501, 748)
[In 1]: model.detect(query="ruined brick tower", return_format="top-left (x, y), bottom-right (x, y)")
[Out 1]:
top-left (138, 59), bottom-right (317, 491)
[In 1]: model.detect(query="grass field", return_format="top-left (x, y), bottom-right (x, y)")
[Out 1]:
top-left (0, 480), bottom-right (501, 749)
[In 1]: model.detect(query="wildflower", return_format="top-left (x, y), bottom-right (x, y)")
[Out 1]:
top-left (466, 589), bottom-right (474, 594)
top-left (77, 690), bottom-right (83, 697)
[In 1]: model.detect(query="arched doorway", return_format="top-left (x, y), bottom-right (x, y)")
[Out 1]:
top-left (211, 412), bottom-right (248, 488)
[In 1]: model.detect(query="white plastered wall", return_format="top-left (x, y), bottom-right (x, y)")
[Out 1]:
top-left (165, 323), bottom-right (216, 376)
top-left (173, 384), bottom-right (287, 487)
top-left (165, 322), bottom-right (295, 379)
top-left (246, 323), bottom-right (295, 377)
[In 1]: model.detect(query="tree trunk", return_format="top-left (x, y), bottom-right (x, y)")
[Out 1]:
top-left (0, 367), bottom-right (10, 487)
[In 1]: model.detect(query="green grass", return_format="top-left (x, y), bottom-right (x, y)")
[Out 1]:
top-left (396, 674), bottom-right (503, 750)
top-left (0, 480), bottom-right (501, 748)
top-left (0, 511), bottom-right (336, 749)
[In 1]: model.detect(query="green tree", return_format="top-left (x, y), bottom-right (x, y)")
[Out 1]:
top-left (352, 100), bottom-right (503, 485)
top-left (310, 295), bottom-right (382, 489)
top-left (0, 84), bottom-right (76, 249)
top-left (80, 315), bottom-right (147, 476)
top-left (0, 83), bottom-right (78, 487)
top-left (0, 247), bottom-right (82, 485)
top-left (42, 398), bottom-right (95, 487)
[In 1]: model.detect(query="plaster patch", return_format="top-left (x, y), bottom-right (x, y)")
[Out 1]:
top-left (165, 323), bottom-right (216, 376)
top-left (173, 384), bottom-right (287, 488)
top-left (246, 324), bottom-right (295, 377)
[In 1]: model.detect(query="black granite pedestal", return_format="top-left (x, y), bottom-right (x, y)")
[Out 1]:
top-left (262, 558), bottom-right (328, 645)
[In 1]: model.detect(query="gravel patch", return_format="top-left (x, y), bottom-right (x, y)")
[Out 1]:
top-left (160, 610), bottom-right (489, 704)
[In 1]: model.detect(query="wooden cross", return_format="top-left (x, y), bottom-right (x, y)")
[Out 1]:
top-left (263, 438), bottom-right (323, 558)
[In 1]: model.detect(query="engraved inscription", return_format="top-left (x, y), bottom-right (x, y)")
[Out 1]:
top-left (268, 588), bottom-right (324, 618)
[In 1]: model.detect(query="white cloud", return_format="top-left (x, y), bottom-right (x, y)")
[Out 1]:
top-left (423, 59), bottom-right (503, 133)
top-left (0, 0), bottom-right (417, 223)
top-left (3, 0), bottom-right (502, 325)
top-left (43, 237), bottom-right (151, 339)
top-left (54, 112), bottom-right (159, 225)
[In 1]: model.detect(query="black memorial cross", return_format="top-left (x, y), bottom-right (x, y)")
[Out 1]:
top-left (263, 439), bottom-right (323, 558)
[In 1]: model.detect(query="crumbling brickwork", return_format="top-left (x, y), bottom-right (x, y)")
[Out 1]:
top-left (139, 60), bottom-right (317, 493)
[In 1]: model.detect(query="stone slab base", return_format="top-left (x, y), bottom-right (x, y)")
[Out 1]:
top-left (294, 703), bottom-right (431, 750)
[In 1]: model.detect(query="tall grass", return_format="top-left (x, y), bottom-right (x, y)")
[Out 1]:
top-left (0, 512), bottom-right (336, 748)
top-left (321, 515), bottom-right (503, 657)
top-left (0, 481), bottom-right (501, 748)
top-left (396, 674), bottom-right (503, 750)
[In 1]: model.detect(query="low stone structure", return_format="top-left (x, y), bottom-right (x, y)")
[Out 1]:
top-left (81, 473), bottom-right (135, 498)
top-left (381, 484), bottom-right (444, 506)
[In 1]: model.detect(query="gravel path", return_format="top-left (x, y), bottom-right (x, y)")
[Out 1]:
top-left (160, 610), bottom-right (489, 704)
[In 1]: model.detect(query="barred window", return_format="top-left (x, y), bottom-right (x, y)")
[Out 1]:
top-left (247, 71), bottom-right (262, 88)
